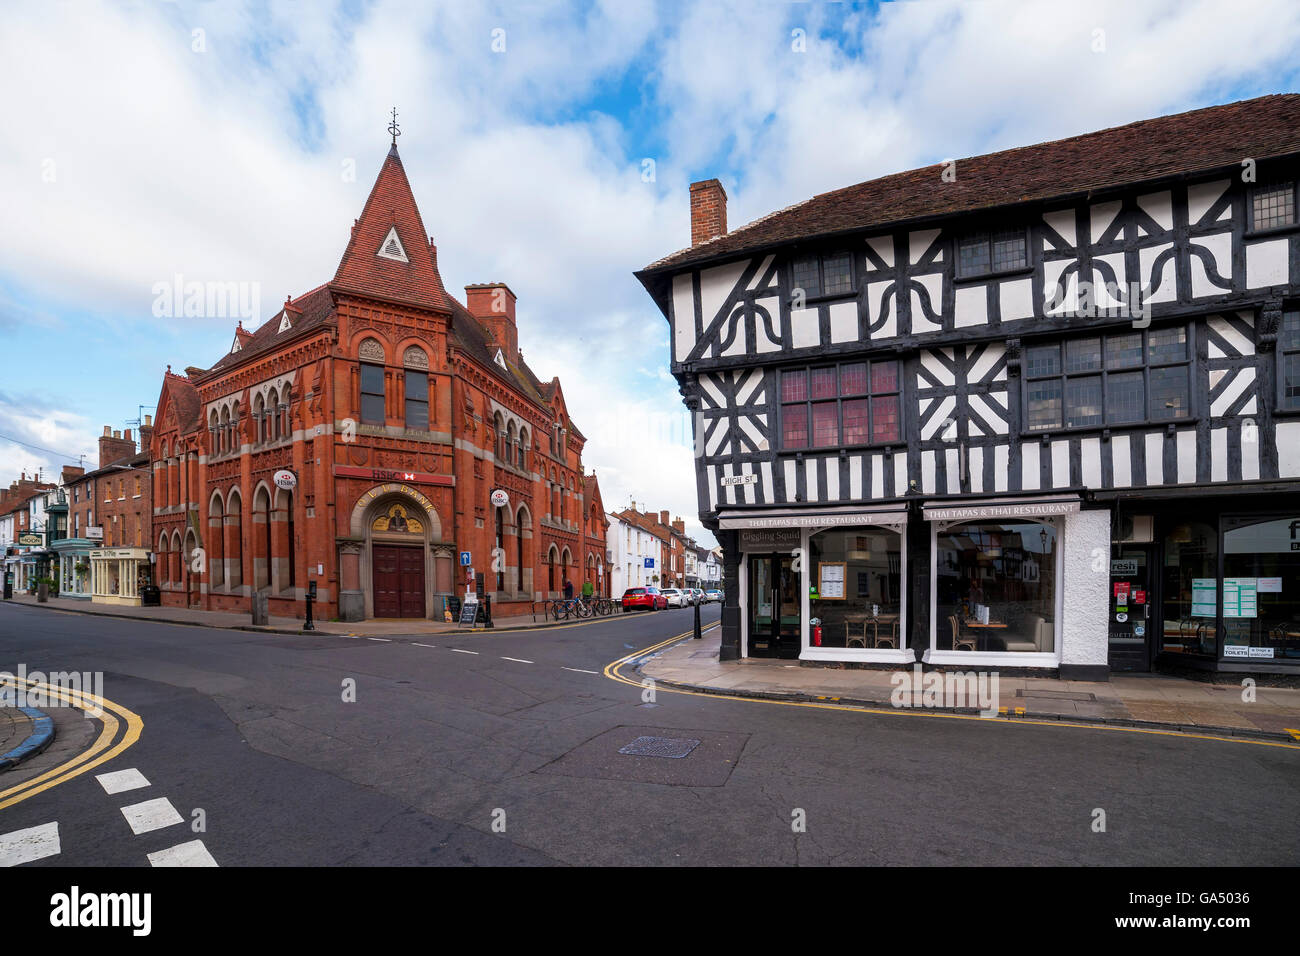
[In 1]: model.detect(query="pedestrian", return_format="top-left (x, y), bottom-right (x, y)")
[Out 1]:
top-left (563, 577), bottom-right (574, 601)
top-left (581, 578), bottom-right (594, 604)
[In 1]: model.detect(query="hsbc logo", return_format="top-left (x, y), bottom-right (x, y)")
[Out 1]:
top-left (404, 473), bottom-right (415, 481)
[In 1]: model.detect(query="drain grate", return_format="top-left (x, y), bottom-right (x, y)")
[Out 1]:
top-left (618, 735), bottom-right (701, 759)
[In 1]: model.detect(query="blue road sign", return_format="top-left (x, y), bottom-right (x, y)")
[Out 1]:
top-left (644, 557), bottom-right (654, 568)
top-left (460, 551), bottom-right (471, 566)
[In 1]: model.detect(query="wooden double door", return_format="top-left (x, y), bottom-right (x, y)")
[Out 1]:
top-left (372, 545), bottom-right (425, 618)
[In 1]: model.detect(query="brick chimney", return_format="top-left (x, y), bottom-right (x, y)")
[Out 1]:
top-left (672, 517), bottom-right (685, 535)
top-left (138, 414), bottom-right (154, 458)
top-left (465, 283), bottom-right (518, 365)
top-left (98, 426), bottom-right (135, 468)
top-left (690, 179), bottom-right (727, 247)
top-left (659, 509), bottom-right (670, 528)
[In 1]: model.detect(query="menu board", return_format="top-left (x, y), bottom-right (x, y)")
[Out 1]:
top-left (1191, 578), bottom-right (1216, 617)
top-left (818, 562), bottom-right (846, 600)
top-left (1223, 577), bottom-right (1258, 618)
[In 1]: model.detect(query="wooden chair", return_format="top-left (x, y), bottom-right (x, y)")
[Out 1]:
top-left (874, 618), bottom-right (898, 649)
top-left (845, 620), bottom-right (868, 648)
top-left (951, 614), bottom-right (976, 651)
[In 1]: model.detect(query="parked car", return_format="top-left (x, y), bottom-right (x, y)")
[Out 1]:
top-left (705, 589), bottom-right (723, 603)
top-left (622, 587), bottom-right (667, 612)
top-left (690, 588), bottom-right (705, 605)
top-left (660, 588), bottom-right (687, 608)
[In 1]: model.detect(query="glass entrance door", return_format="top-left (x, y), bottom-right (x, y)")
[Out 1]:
top-left (747, 553), bottom-right (801, 658)
top-left (1109, 546), bottom-right (1152, 672)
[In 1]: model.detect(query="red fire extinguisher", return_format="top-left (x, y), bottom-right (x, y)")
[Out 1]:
top-left (812, 622), bottom-right (823, 647)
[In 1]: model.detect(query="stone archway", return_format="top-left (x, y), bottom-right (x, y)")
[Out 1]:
top-left (340, 483), bottom-right (447, 621)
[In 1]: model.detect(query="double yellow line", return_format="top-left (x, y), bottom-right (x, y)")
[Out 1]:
top-left (0, 677), bottom-right (143, 811)
top-left (605, 627), bottom-right (1300, 751)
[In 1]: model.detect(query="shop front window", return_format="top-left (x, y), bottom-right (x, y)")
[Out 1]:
top-left (934, 521), bottom-right (1057, 653)
top-left (1221, 516), bottom-right (1300, 662)
top-left (1160, 519), bottom-right (1217, 656)
top-left (807, 526), bottom-right (904, 649)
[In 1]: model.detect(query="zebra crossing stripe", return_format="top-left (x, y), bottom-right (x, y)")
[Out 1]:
top-left (96, 768), bottom-right (151, 795)
top-left (120, 797), bottom-right (184, 835)
top-left (0, 821), bottom-right (60, 866)
top-left (147, 839), bottom-right (218, 867)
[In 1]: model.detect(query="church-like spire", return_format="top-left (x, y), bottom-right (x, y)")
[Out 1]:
top-left (331, 114), bottom-right (450, 312)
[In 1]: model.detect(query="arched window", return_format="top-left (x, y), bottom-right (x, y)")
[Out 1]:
top-left (517, 427), bottom-right (528, 470)
top-left (494, 506), bottom-right (506, 593)
top-left (253, 394), bottom-right (265, 444)
top-left (157, 532), bottom-right (170, 585)
top-left (267, 388), bottom-right (280, 441)
top-left (506, 421), bottom-right (517, 465)
top-left (359, 338), bottom-right (386, 425)
top-left (226, 489), bottom-right (243, 590)
top-left (403, 348), bottom-right (429, 431)
top-left (209, 410), bottom-right (220, 455)
top-left (548, 545), bottom-right (558, 593)
top-left (516, 505), bottom-right (528, 594)
top-left (494, 413), bottom-right (505, 459)
top-left (208, 492), bottom-right (225, 589)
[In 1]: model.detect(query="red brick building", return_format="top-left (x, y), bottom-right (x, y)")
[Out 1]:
top-left (149, 139), bottom-right (604, 621)
top-left (615, 507), bottom-right (687, 589)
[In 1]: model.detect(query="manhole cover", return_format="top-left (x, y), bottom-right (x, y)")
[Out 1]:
top-left (618, 736), bottom-right (701, 759)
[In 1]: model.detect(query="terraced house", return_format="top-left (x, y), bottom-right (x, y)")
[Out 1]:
top-left (149, 132), bottom-right (602, 622)
top-left (638, 94), bottom-right (1300, 678)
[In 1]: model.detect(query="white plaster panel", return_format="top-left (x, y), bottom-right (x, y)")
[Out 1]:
top-left (698, 261), bottom-right (748, 328)
top-left (909, 229), bottom-right (941, 264)
top-left (1137, 191), bottom-right (1173, 231)
top-left (1280, 422), bottom-right (1300, 477)
top-left (1043, 209), bottom-right (1076, 248)
top-left (954, 285), bottom-right (987, 328)
top-left (671, 272), bottom-right (696, 362)
top-left (1111, 434), bottom-right (1131, 487)
top-left (1021, 441), bottom-right (1040, 490)
top-left (1246, 238), bottom-right (1289, 289)
top-left (790, 307), bottom-right (820, 349)
top-left (1186, 179), bottom-right (1229, 225)
top-left (999, 277), bottom-right (1034, 322)
top-left (1177, 429), bottom-right (1196, 483)
top-left (1191, 232), bottom-right (1232, 298)
top-left (1059, 509), bottom-right (1111, 667)
top-left (828, 301), bottom-right (859, 343)
top-left (754, 295), bottom-right (782, 353)
top-left (867, 235), bottom-right (894, 268)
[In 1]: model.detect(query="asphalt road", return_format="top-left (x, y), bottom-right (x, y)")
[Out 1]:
top-left (0, 601), bottom-right (1297, 866)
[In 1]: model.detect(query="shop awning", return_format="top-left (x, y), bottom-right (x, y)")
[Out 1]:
top-left (719, 504), bottom-right (908, 530)
top-left (922, 495), bottom-right (1081, 522)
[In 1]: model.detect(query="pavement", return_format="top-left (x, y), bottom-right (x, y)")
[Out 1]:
top-left (2, 592), bottom-right (591, 636)
top-left (639, 630), bottom-right (1300, 742)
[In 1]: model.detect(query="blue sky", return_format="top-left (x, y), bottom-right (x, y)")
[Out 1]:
top-left (3, 0), bottom-right (1300, 546)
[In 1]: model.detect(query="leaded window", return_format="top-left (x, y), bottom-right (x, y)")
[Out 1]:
top-left (780, 360), bottom-right (901, 450)
top-left (957, 228), bottom-right (1028, 278)
top-left (1280, 310), bottom-right (1300, 409)
top-left (360, 363), bottom-right (385, 425)
top-left (1024, 326), bottom-right (1191, 431)
top-left (1251, 183), bottom-right (1296, 231)
top-left (405, 370), bottom-right (428, 431)
top-left (790, 251), bottom-right (854, 299)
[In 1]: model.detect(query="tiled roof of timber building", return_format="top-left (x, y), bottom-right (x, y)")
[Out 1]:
top-left (639, 94), bottom-right (1300, 275)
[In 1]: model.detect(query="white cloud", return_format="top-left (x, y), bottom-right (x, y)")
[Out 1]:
top-left (1, 0), bottom-right (1298, 533)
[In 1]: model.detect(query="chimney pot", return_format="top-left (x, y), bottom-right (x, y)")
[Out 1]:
top-left (103, 425), bottom-right (111, 436)
top-left (689, 179), bottom-right (728, 247)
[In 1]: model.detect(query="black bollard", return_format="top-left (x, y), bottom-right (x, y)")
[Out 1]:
top-left (484, 594), bottom-right (494, 629)
top-left (694, 598), bottom-right (702, 639)
top-left (304, 580), bottom-right (316, 631)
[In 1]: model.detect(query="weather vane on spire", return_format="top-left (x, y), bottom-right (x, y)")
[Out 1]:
top-left (388, 106), bottom-right (401, 146)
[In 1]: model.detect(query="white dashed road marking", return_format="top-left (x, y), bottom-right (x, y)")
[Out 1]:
top-left (451, 649), bottom-right (478, 655)
top-left (96, 768), bottom-right (151, 795)
top-left (562, 667), bottom-right (600, 674)
top-left (501, 657), bottom-right (533, 664)
top-left (368, 638), bottom-right (392, 642)
top-left (412, 643), bottom-right (438, 649)
top-left (148, 839), bottom-right (219, 867)
top-left (120, 797), bottom-right (184, 835)
top-left (0, 822), bottom-right (60, 866)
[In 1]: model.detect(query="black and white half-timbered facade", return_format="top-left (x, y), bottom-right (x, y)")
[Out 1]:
top-left (637, 95), bottom-right (1300, 679)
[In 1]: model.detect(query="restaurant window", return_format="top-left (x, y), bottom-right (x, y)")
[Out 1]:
top-left (808, 526), bottom-right (905, 650)
top-left (1280, 310), bottom-right (1300, 409)
top-left (957, 228), bottom-right (1028, 278)
top-left (1025, 326), bottom-right (1190, 431)
top-left (790, 250), bottom-right (853, 299)
top-left (404, 370), bottom-right (429, 431)
top-left (360, 363), bottom-right (385, 425)
top-left (1250, 182), bottom-right (1295, 231)
top-left (1221, 515), bottom-right (1300, 662)
top-left (780, 360), bottom-right (901, 450)
top-left (1160, 518), bottom-right (1218, 656)
top-left (934, 520), bottom-right (1057, 653)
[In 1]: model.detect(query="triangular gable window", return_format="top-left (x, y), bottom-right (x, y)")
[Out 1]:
top-left (493, 348), bottom-right (508, 370)
top-left (231, 336), bottom-right (242, 353)
top-left (376, 226), bottom-right (409, 263)
top-left (278, 311), bottom-right (292, 333)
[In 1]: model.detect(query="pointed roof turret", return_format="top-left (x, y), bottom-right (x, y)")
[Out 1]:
top-left (332, 141), bottom-right (451, 313)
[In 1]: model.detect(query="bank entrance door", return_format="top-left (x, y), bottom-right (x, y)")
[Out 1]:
top-left (373, 545), bottom-right (425, 618)
top-left (747, 553), bottom-right (801, 659)
top-left (1108, 546), bottom-right (1153, 672)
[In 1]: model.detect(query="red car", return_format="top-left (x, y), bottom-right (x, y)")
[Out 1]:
top-left (622, 586), bottom-right (668, 612)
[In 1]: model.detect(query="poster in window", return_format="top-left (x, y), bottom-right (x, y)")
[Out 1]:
top-left (818, 562), bottom-right (846, 600)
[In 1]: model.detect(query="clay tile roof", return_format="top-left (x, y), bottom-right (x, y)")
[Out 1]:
top-left (205, 283), bottom-right (335, 374)
top-left (639, 93), bottom-right (1300, 275)
top-left (163, 372), bottom-right (204, 435)
top-left (332, 145), bottom-right (452, 313)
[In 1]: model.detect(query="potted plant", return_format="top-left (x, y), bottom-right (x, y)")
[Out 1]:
top-left (36, 575), bottom-right (56, 602)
